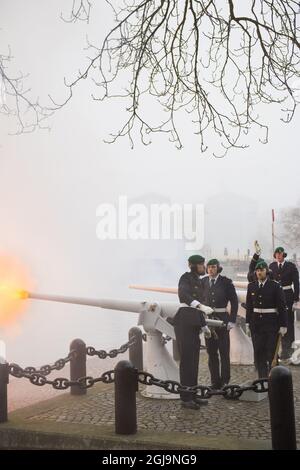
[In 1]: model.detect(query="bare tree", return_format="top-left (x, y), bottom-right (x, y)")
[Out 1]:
top-left (0, 45), bottom-right (54, 134)
top-left (58, 0), bottom-right (300, 155)
top-left (279, 205), bottom-right (300, 251)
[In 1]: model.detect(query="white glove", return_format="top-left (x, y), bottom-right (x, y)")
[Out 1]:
top-left (201, 325), bottom-right (211, 338)
top-left (254, 240), bottom-right (261, 256)
top-left (198, 304), bottom-right (214, 315)
top-left (279, 327), bottom-right (287, 336)
top-left (292, 302), bottom-right (299, 311)
top-left (245, 323), bottom-right (251, 337)
top-left (227, 322), bottom-right (235, 331)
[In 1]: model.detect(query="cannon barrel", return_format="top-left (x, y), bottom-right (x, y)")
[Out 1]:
top-left (28, 292), bottom-right (143, 313)
top-left (26, 293), bottom-right (224, 328)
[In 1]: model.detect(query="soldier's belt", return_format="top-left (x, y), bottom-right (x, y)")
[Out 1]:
top-left (213, 308), bottom-right (228, 313)
top-left (253, 308), bottom-right (278, 314)
top-left (282, 285), bottom-right (293, 291)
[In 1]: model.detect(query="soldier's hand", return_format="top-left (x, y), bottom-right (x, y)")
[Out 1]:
top-left (279, 327), bottom-right (287, 336)
top-left (227, 322), bottom-right (235, 331)
top-left (202, 325), bottom-right (211, 338)
top-left (198, 304), bottom-right (214, 315)
top-left (254, 240), bottom-right (261, 256)
top-left (292, 301), bottom-right (299, 311)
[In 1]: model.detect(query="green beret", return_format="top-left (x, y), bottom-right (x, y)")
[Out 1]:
top-left (188, 254), bottom-right (205, 265)
top-left (207, 258), bottom-right (220, 266)
top-left (274, 246), bottom-right (287, 258)
top-left (255, 260), bottom-right (268, 270)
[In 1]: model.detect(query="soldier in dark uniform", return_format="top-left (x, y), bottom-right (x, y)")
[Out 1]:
top-left (269, 247), bottom-right (299, 359)
top-left (175, 254), bottom-right (213, 410)
top-left (246, 260), bottom-right (288, 377)
top-left (202, 259), bottom-right (238, 390)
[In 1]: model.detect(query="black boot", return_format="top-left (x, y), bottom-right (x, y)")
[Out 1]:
top-left (193, 397), bottom-right (209, 406)
top-left (181, 400), bottom-right (200, 410)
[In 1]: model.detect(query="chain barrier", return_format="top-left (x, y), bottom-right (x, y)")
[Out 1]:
top-left (137, 372), bottom-right (269, 400)
top-left (9, 364), bottom-right (115, 390)
top-left (8, 350), bottom-right (77, 378)
top-left (86, 336), bottom-right (136, 359)
top-left (8, 336), bottom-right (136, 380)
top-left (9, 361), bottom-right (268, 400)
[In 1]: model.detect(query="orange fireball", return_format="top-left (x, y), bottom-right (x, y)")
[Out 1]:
top-left (0, 255), bottom-right (32, 325)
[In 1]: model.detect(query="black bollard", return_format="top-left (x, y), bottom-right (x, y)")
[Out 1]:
top-left (114, 360), bottom-right (138, 435)
top-left (269, 365), bottom-right (297, 450)
top-left (0, 362), bottom-right (9, 423)
top-left (70, 338), bottom-right (87, 396)
top-left (128, 327), bottom-right (143, 371)
top-left (172, 339), bottom-right (180, 362)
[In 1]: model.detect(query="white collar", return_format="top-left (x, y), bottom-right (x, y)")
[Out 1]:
top-left (277, 260), bottom-right (285, 267)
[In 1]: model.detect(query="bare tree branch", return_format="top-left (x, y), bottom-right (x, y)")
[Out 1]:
top-left (59, 0), bottom-right (300, 155)
top-left (279, 205), bottom-right (300, 251)
top-left (0, 45), bottom-right (55, 135)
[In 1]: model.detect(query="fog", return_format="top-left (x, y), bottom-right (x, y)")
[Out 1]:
top-left (0, 1), bottom-right (299, 366)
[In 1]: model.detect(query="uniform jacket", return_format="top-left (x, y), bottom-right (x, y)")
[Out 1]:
top-left (269, 260), bottom-right (299, 303)
top-left (246, 278), bottom-right (287, 327)
top-left (202, 275), bottom-right (238, 324)
top-left (178, 271), bottom-right (204, 305)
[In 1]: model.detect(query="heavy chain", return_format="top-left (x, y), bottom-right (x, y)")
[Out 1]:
top-left (86, 336), bottom-right (136, 359)
top-left (9, 366), bottom-right (115, 390)
top-left (9, 336), bottom-right (137, 379)
top-left (9, 361), bottom-right (268, 398)
top-left (8, 350), bottom-right (77, 378)
top-left (137, 372), bottom-right (269, 400)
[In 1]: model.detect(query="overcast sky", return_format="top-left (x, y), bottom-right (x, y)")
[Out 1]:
top-left (0, 1), bottom-right (299, 363)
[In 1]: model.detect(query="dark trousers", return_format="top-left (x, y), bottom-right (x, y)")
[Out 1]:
top-left (281, 303), bottom-right (295, 358)
top-left (205, 328), bottom-right (230, 388)
top-left (173, 307), bottom-right (205, 402)
top-left (251, 322), bottom-right (278, 378)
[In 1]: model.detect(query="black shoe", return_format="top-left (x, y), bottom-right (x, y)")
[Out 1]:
top-left (181, 400), bottom-right (200, 410)
top-left (193, 397), bottom-right (209, 406)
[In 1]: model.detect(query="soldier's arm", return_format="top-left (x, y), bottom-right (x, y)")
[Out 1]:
top-left (246, 286), bottom-right (253, 324)
top-left (247, 253), bottom-right (260, 282)
top-left (276, 284), bottom-right (288, 327)
top-left (227, 280), bottom-right (238, 323)
top-left (178, 275), bottom-right (197, 306)
top-left (292, 263), bottom-right (299, 301)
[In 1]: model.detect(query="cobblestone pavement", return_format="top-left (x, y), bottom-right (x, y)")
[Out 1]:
top-left (19, 351), bottom-right (300, 446)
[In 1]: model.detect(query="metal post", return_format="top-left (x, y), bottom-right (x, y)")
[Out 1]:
top-left (70, 338), bottom-right (87, 396)
top-left (114, 360), bottom-right (138, 435)
top-left (269, 365), bottom-right (297, 450)
top-left (0, 362), bottom-right (9, 423)
top-left (172, 339), bottom-right (180, 362)
top-left (128, 327), bottom-right (143, 371)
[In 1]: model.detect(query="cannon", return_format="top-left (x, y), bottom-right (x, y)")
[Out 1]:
top-left (20, 291), bottom-right (224, 399)
top-left (129, 284), bottom-right (254, 365)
